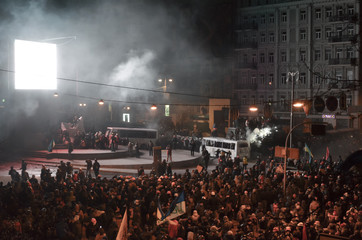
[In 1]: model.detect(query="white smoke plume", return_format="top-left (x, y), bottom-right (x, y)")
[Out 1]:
top-left (246, 126), bottom-right (276, 147)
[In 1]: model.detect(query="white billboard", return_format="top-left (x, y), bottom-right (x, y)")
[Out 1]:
top-left (14, 39), bottom-right (57, 90)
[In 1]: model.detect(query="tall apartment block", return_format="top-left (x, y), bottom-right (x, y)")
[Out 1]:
top-left (233, 0), bottom-right (360, 129)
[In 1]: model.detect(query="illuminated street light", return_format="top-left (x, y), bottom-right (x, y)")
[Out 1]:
top-left (150, 104), bottom-right (157, 110)
top-left (158, 78), bottom-right (173, 92)
top-left (249, 105), bottom-right (258, 112)
top-left (98, 99), bottom-right (104, 105)
top-left (293, 101), bottom-right (304, 108)
top-left (54, 92), bottom-right (59, 97)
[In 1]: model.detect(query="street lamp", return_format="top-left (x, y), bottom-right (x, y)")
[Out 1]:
top-left (249, 105), bottom-right (258, 112)
top-left (158, 78), bottom-right (173, 92)
top-left (287, 71), bottom-right (299, 148)
top-left (150, 104), bottom-right (157, 110)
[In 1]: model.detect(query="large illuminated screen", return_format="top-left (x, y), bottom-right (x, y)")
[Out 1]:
top-left (14, 39), bottom-right (57, 90)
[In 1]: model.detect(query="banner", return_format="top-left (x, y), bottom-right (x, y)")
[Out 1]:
top-left (157, 192), bottom-right (186, 225)
top-left (116, 208), bottom-right (128, 240)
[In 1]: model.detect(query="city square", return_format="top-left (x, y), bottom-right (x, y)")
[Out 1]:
top-left (0, 0), bottom-right (361, 239)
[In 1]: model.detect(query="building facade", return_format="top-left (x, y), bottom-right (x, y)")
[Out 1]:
top-left (233, 0), bottom-right (360, 129)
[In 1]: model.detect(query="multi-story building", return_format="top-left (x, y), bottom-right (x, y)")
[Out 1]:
top-left (233, 0), bottom-right (360, 129)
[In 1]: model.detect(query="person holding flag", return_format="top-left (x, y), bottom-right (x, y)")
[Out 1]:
top-left (48, 139), bottom-right (55, 152)
top-left (304, 143), bottom-right (314, 164)
top-left (157, 191), bottom-right (186, 226)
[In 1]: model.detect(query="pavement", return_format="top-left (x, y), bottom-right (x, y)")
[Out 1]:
top-left (0, 147), bottom-right (220, 184)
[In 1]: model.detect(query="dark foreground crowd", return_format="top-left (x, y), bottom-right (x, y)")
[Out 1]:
top-left (1, 154), bottom-right (362, 240)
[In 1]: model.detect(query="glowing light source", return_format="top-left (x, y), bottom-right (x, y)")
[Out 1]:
top-left (293, 101), bottom-right (304, 108)
top-left (53, 92), bottom-right (59, 97)
top-left (14, 39), bottom-right (57, 90)
top-left (79, 103), bottom-right (86, 107)
top-left (98, 99), bottom-right (104, 105)
top-left (249, 105), bottom-right (258, 112)
top-left (150, 104), bottom-right (157, 110)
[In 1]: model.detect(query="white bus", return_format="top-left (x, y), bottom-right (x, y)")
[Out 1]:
top-left (105, 127), bottom-right (158, 149)
top-left (200, 137), bottom-right (250, 159)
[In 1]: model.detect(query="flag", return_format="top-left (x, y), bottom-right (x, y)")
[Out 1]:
top-left (302, 223), bottom-right (307, 240)
top-left (157, 191), bottom-right (186, 225)
top-left (326, 146), bottom-right (330, 161)
top-left (116, 208), bottom-right (128, 240)
top-left (304, 143), bottom-right (313, 164)
top-left (48, 139), bottom-right (55, 152)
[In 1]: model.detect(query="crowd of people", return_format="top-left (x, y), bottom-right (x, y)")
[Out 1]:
top-left (1, 151), bottom-right (361, 239)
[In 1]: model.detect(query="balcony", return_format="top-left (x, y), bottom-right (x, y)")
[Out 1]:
top-left (236, 62), bottom-right (257, 69)
top-left (236, 22), bottom-right (258, 31)
top-left (328, 14), bottom-right (358, 23)
top-left (235, 41), bottom-right (258, 49)
top-left (328, 34), bottom-right (355, 43)
top-left (328, 58), bottom-right (358, 66)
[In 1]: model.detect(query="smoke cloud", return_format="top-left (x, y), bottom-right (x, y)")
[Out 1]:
top-left (246, 126), bottom-right (276, 147)
top-left (0, 0), bottom-right (209, 140)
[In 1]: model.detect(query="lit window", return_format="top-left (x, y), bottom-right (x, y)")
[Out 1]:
top-left (123, 113), bottom-right (130, 122)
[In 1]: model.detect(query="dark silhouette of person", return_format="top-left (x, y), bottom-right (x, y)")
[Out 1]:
top-left (190, 139), bottom-right (196, 156)
top-left (93, 159), bottom-right (100, 178)
top-left (149, 141), bottom-right (154, 156)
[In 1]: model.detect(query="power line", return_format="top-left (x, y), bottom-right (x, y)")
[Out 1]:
top-left (0, 68), bottom-right (213, 99)
top-left (58, 92), bottom-right (237, 107)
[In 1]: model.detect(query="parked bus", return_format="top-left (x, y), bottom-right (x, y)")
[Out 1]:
top-left (105, 127), bottom-right (158, 149)
top-left (200, 137), bottom-right (250, 159)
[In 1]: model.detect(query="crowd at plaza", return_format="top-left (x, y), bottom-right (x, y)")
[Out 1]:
top-left (1, 150), bottom-right (362, 239)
